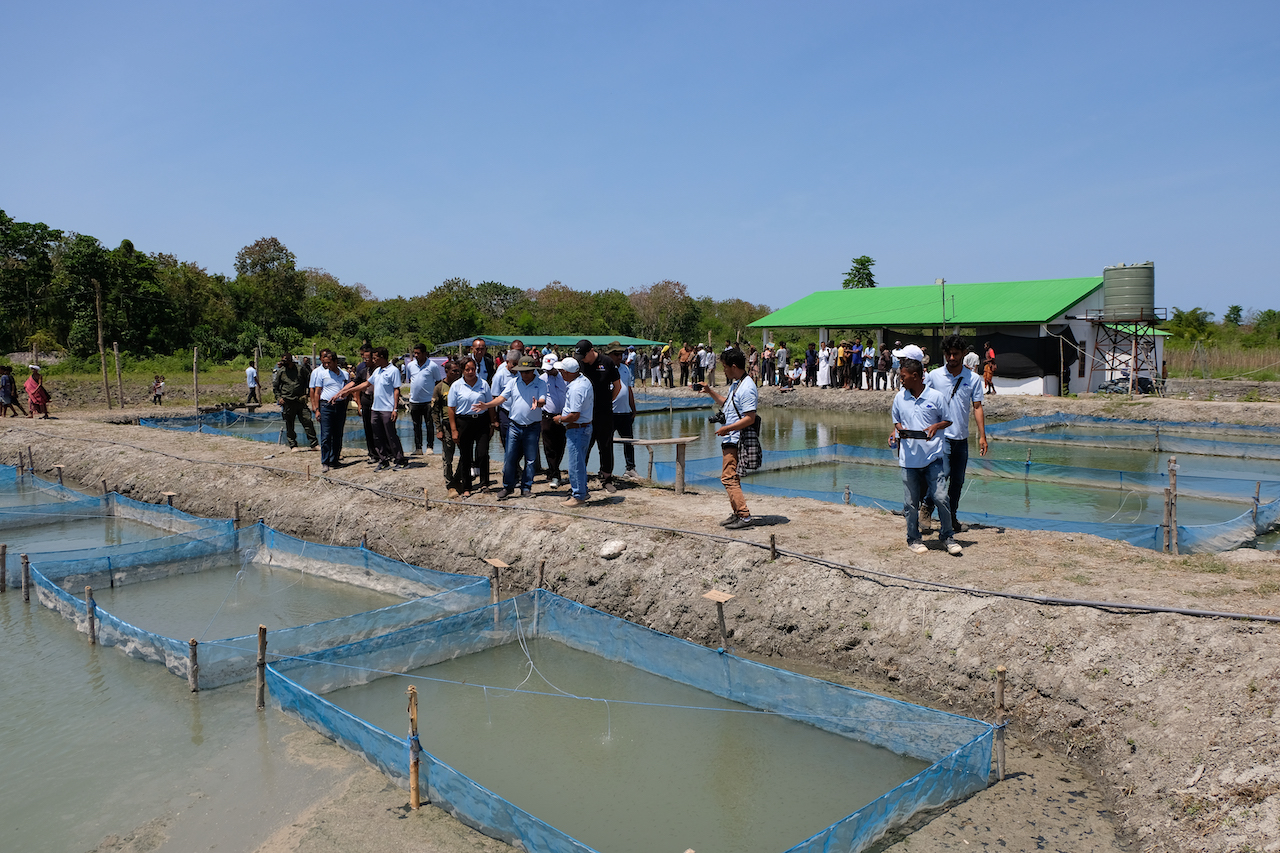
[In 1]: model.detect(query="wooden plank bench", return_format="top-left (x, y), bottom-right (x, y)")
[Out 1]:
top-left (614, 436), bottom-right (700, 494)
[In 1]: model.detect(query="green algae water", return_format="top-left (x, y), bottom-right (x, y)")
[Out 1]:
top-left (323, 638), bottom-right (929, 853)
top-left (96, 560), bottom-right (405, 641)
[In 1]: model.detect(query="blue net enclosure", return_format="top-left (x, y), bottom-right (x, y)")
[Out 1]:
top-left (652, 443), bottom-right (1280, 554)
top-left (27, 521), bottom-right (489, 689)
top-left (268, 591), bottom-right (993, 853)
top-left (987, 414), bottom-right (1280, 459)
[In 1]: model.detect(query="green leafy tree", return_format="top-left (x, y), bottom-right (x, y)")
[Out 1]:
top-left (1224, 305), bottom-right (1243, 326)
top-left (421, 277), bottom-right (482, 345)
top-left (1242, 309), bottom-right (1280, 348)
top-left (842, 255), bottom-right (876, 289)
top-left (233, 237), bottom-right (306, 331)
top-left (628, 280), bottom-right (700, 343)
top-left (0, 210), bottom-right (64, 351)
top-left (1166, 307), bottom-right (1215, 344)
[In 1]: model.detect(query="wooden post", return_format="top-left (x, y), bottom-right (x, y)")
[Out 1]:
top-left (306, 464), bottom-right (310, 482)
top-left (769, 534), bottom-right (777, 560)
top-left (423, 486), bottom-right (431, 511)
top-left (21, 554), bottom-right (30, 603)
top-left (407, 685), bottom-right (421, 810)
top-left (53, 464), bottom-right (64, 486)
top-left (0, 543), bottom-right (6, 593)
top-left (536, 559), bottom-right (545, 590)
top-left (484, 558), bottom-right (508, 629)
top-left (646, 447), bottom-right (654, 481)
top-left (234, 501), bottom-right (241, 528)
top-left (113, 342), bottom-right (125, 406)
top-left (256, 625), bottom-right (267, 711)
top-left (360, 532), bottom-right (367, 549)
top-left (702, 590), bottom-right (734, 651)
top-left (1169, 456), bottom-right (1179, 554)
top-left (1163, 488), bottom-right (1172, 553)
top-left (995, 665), bottom-right (1007, 781)
top-left (95, 279), bottom-right (112, 410)
top-left (28, 445), bottom-right (34, 475)
top-left (188, 639), bottom-right (199, 692)
top-left (85, 586), bottom-right (96, 645)
top-left (102, 480), bottom-right (108, 496)
top-left (161, 491), bottom-right (176, 507)
top-left (16, 449), bottom-right (23, 476)
top-left (1255, 481), bottom-right (1262, 527)
top-left (193, 346), bottom-right (200, 415)
top-left (675, 442), bottom-right (687, 495)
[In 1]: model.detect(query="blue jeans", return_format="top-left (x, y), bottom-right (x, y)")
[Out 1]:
top-left (924, 438), bottom-right (969, 529)
top-left (317, 400), bottom-right (347, 466)
top-left (564, 424), bottom-right (593, 500)
top-left (902, 457), bottom-right (953, 542)
top-left (503, 421), bottom-right (542, 492)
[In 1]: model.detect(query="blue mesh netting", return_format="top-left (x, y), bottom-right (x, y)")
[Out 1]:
top-left (650, 443), bottom-right (1280, 553)
top-left (26, 517), bottom-right (489, 689)
top-left (987, 415), bottom-right (1280, 459)
top-left (268, 591), bottom-right (993, 853)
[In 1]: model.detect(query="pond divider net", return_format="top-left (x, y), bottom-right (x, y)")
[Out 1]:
top-left (268, 590), bottom-right (994, 853)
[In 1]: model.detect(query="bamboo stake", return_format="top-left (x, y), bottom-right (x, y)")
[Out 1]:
top-left (1169, 456), bottom-right (1179, 554)
top-left (256, 625), bottom-right (267, 711)
top-left (1255, 481), bottom-right (1262, 527)
top-left (234, 501), bottom-right (241, 528)
top-left (188, 639), bottom-right (199, 692)
top-left (113, 342), bottom-right (125, 405)
top-left (535, 559), bottom-right (545, 591)
top-left (422, 486), bottom-right (430, 511)
top-left (995, 665), bottom-right (1007, 781)
top-left (407, 685), bottom-right (421, 810)
top-left (21, 554), bottom-right (30, 603)
top-left (102, 480), bottom-right (108, 496)
top-left (1163, 488), bottom-right (1172, 553)
top-left (0, 543), bottom-right (5, 593)
top-left (769, 534), bottom-right (778, 561)
top-left (54, 464), bottom-right (64, 486)
top-left (85, 586), bottom-right (96, 645)
top-left (27, 445), bottom-right (33, 475)
top-left (95, 279), bottom-right (112, 409)
top-left (16, 449), bottom-right (23, 476)
top-left (193, 346), bottom-right (200, 415)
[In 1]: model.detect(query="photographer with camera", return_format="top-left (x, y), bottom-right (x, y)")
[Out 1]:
top-left (697, 349), bottom-right (758, 530)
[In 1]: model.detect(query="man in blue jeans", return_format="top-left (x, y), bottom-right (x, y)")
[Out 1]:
top-left (488, 356), bottom-right (547, 499)
top-left (308, 349), bottom-right (350, 473)
top-left (921, 334), bottom-right (987, 535)
top-left (890, 346), bottom-right (962, 556)
top-left (553, 358), bottom-right (593, 507)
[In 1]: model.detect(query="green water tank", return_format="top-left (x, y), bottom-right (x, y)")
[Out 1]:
top-left (1102, 262), bottom-right (1155, 321)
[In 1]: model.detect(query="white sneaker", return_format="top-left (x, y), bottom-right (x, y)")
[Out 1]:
top-left (422, 448), bottom-right (434, 456)
top-left (945, 539), bottom-right (963, 556)
top-left (908, 541), bottom-right (929, 554)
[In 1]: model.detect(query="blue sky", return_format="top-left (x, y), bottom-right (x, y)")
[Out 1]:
top-left (3, 1), bottom-right (1277, 318)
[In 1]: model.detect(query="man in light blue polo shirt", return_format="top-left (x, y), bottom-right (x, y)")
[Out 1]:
top-left (405, 343), bottom-right (444, 457)
top-left (338, 346), bottom-right (408, 472)
top-left (308, 348), bottom-right (350, 473)
top-left (489, 356), bottom-right (547, 499)
top-left (890, 346), bottom-right (960, 555)
top-left (922, 334), bottom-right (987, 535)
top-left (553, 358), bottom-right (593, 506)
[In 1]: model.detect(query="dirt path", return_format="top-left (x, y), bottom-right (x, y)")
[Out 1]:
top-left (6, 389), bottom-right (1280, 853)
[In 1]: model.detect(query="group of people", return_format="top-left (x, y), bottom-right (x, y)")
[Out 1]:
top-left (247, 330), bottom-right (990, 553)
top-left (0, 364), bottom-right (51, 418)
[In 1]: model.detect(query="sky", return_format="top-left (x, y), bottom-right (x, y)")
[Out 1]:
top-left (3, 1), bottom-right (1277, 319)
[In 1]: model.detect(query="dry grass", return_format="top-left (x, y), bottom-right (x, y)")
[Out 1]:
top-left (1166, 344), bottom-right (1280, 381)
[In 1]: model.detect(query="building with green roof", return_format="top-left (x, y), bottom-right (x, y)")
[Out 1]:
top-left (750, 267), bottom-right (1164, 395)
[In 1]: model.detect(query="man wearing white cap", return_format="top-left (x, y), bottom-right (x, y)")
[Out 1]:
top-left (890, 345), bottom-right (961, 556)
top-left (553, 358), bottom-right (593, 506)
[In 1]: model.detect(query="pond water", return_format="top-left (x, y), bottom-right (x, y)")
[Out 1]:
top-left (97, 560), bottom-right (405, 642)
top-left (324, 637), bottom-right (929, 853)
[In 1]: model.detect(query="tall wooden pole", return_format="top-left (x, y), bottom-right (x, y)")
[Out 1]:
top-left (407, 685), bottom-right (421, 810)
top-left (995, 665), bottom-right (1007, 781)
top-left (85, 586), bottom-right (97, 645)
top-left (95, 279), bottom-right (112, 409)
top-left (193, 346), bottom-right (200, 415)
top-left (113, 342), bottom-right (125, 406)
top-left (256, 625), bottom-right (267, 711)
top-left (1169, 455), bottom-right (1179, 554)
top-left (1, 543), bottom-right (7, 594)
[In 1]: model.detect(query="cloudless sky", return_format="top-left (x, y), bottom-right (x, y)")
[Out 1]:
top-left (3, 1), bottom-right (1277, 318)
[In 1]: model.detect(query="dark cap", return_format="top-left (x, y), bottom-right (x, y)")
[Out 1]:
top-left (574, 339), bottom-right (594, 357)
top-left (516, 355), bottom-right (539, 371)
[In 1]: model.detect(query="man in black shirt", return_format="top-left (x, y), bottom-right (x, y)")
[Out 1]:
top-left (575, 339), bottom-right (621, 493)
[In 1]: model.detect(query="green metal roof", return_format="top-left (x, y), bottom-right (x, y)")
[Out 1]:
top-left (748, 277), bottom-right (1104, 329)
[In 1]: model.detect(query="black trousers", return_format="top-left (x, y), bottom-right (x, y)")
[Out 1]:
top-left (409, 401), bottom-right (434, 451)
top-left (449, 414), bottom-right (491, 493)
top-left (358, 397), bottom-right (375, 457)
top-left (679, 362), bottom-right (690, 386)
top-left (280, 397), bottom-right (317, 448)
top-left (370, 410), bottom-right (406, 464)
top-left (542, 413), bottom-right (566, 479)
top-left (613, 413), bottom-right (635, 470)
top-left (588, 410), bottom-right (614, 480)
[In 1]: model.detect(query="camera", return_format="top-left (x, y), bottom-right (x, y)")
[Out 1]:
top-left (692, 382), bottom-right (705, 391)
top-left (708, 411), bottom-right (726, 425)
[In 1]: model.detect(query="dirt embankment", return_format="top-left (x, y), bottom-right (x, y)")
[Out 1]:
top-left (5, 399), bottom-right (1280, 853)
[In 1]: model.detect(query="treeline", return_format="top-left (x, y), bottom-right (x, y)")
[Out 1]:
top-left (0, 210), bottom-right (771, 364)
top-left (1164, 305), bottom-right (1280, 348)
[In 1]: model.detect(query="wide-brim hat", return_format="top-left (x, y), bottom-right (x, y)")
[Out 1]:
top-left (516, 355), bottom-right (539, 371)
top-left (604, 341), bottom-right (625, 354)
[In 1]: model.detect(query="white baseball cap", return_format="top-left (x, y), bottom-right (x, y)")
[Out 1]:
top-left (541, 353), bottom-right (558, 370)
top-left (892, 344), bottom-right (925, 362)
top-left (555, 357), bottom-right (580, 373)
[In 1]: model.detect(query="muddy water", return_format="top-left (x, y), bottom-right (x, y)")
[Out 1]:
top-left (323, 638), bottom-right (930, 853)
top-left (3, 516), bottom-right (173, 554)
top-left (96, 561), bottom-right (405, 642)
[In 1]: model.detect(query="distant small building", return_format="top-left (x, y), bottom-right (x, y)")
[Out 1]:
top-left (749, 265), bottom-right (1166, 395)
